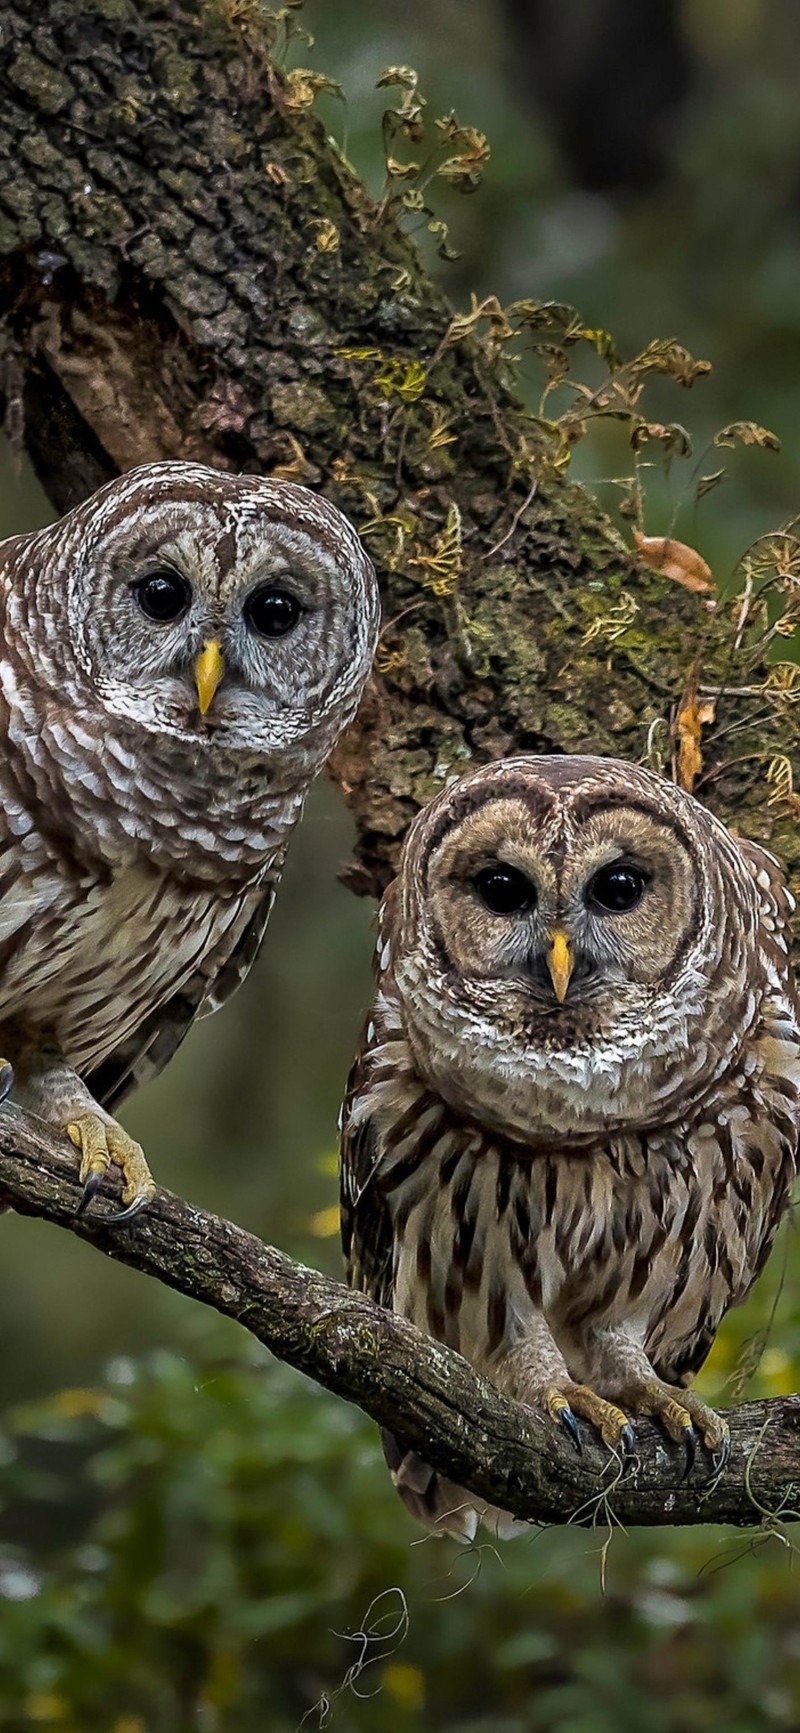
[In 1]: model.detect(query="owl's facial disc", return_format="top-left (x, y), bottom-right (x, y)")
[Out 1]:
top-left (419, 794), bottom-right (700, 1021)
top-left (392, 758), bottom-right (740, 1142)
top-left (63, 475), bottom-right (379, 761)
top-left (124, 551), bottom-right (314, 726)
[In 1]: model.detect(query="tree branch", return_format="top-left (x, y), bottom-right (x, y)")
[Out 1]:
top-left (2, 1106), bottom-right (798, 1531)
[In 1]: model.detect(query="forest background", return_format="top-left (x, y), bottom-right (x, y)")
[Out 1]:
top-left (2, 2), bottom-right (800, 1728)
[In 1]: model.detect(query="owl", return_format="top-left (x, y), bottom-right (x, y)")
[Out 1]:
top-left (0, 461), bottom-right (378, 1220)
top-left (340, 755), bottom-right (800, 1539)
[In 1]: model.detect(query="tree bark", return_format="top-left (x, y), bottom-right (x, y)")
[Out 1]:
top-left (0, 0), bottom-right (799, 1530)
top-left (2, 1106), bottom-right (799, 1531)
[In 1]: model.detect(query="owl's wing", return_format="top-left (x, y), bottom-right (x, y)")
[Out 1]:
top-left (737, 835), bottom-right (796, 915)
top-left (340, 1010), bottom-right (480, 1541)
top-left (86, 883), bottom-right (276, 1112)
top-left (339, 1030), bottom-right (396, 1310)
top-left (737, 833), bottom-right (800, 1003)
top-left (654, 834), bottom-right (800, 1391)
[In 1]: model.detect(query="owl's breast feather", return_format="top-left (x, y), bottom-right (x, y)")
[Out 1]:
top-left (0, 855), bottom-right (245, 1076)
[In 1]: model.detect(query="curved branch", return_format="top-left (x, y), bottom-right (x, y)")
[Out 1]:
top-left (1, 1105), bottom-right (798, 1531)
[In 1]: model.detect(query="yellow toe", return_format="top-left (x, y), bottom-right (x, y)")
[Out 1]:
top-left (64, 1113), bottom-right (154, 1222)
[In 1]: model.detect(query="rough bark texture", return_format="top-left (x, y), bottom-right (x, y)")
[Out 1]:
top-left (2, 1106), bottom-right (800, 1531)
top-left (1, 0), bottom-right (798, 897)
top-left (0, 0), bottom-right (799, 1531)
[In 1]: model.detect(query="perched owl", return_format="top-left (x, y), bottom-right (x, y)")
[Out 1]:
top-left (340, 755), bottom-right (800, 1539)
top-left (0, 461), bottom-right (378, 1220)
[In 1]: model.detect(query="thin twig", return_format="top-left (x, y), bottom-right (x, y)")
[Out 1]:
top-left (480, 478), bottom-right (538, 562)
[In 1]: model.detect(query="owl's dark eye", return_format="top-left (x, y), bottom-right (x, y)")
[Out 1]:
top-left (244, 585), bottom-right (303, 639)
top-left (587, 861), bottom-right (647, 914)
top-left (473, 865), bottom-right (537, 916)
top-left (132, 569), bottom-right (191, 624)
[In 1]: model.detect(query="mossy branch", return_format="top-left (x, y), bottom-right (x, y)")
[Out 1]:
top-left (2, 1106), bottom-right (799, 1532)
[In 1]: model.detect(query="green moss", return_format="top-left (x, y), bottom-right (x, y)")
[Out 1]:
top-left (8, 47), bottom-right (74, 114)
top-left (18, 135), bottom-right (64, 172)
top-left (90, 0), bottom-right (133, 18)
top-left (0, 210), bottom-right (25, 253)
top-left (269, 381), bottom-right (337, 436)
top-left (152, 48), bottom-right (200, 110)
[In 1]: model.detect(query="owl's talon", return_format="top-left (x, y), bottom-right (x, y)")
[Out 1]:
top-left (75, 1169), bottom-right (104, 1217)
top-left (543, 1383), bottom-right (631, 1454)
top-left (104, 1193), bottom-right (151, 1226)
top-left (544, 1388), bottom-right (582, 1451)
top-left (0, 1060), bottom-right (14, 1104)
top-left (64, 1112), bottom-right (154, 1224)
top-left (558, 1406), bottom-right (582, 1452)
top-left (682, 1424), bottom-right (698, 1480)
top-left (615, 1378), bottom-right (729, 1478)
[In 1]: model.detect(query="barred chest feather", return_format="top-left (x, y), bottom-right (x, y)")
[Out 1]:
top-left (0, 727), bottom-right (293, 1077)
top-left (0, 860), bottom-right (260, 1076)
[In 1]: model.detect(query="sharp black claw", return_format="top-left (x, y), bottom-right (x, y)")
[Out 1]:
top-left (620, 1423), bottom-right (636, 1459)
top-left (558, 1406), bottom-right (582, 1453)
top-left (0, 1063), bottom-right (14, 1105)
top-left (75, 1171), bottom-right (104, 1218)
top-left (104, 1193), bottom-right (151, 1226)
top-left (681, 1424), bottom-right (698, 1480)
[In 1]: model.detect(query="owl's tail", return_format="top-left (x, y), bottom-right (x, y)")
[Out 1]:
top-left (380, 1429), bottom-right (528, 1543)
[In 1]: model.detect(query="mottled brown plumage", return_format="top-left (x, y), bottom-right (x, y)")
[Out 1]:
top-left (340, 756), bottom-right (800, 1539)
top-left (0, 461), bottom-right (378, 1217)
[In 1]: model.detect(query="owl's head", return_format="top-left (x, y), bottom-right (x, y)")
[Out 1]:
top-left (386, 755), bottom-right (761, 1140)
top-left (23, 463), bottom-right (379, 767)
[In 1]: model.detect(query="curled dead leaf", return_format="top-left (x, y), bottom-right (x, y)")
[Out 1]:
top-left (674, 666), bottom-right (716, 793)
top-left (634, 531), bottom-right (713, 595)
top-left (714, 420), bottom-right (781, 452)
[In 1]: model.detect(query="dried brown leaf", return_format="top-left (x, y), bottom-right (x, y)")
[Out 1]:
top-left (713, 421), bottom-right (781, 452)
top-left (627, 339), bottom-right (712, 388)
top-left (634, 531), bottom-right (713, 594)
top-left (674, 662), bottom-right (716, 792)
top-left (630, 421), bottom-right (693, 458)
top-left (283, 68), bottom-right (342, 110)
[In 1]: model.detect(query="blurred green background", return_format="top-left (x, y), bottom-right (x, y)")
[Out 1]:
top-left (2, 1), bottom-right (800, 1727)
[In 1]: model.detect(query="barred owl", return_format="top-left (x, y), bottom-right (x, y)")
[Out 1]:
top-left (0, 461), bottom-right (378, 1219)
top-left (340, 755), bottom-right (800, 1539)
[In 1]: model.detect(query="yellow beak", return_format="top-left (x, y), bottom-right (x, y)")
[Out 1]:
top-left (195, 639), bottom-right (224, 715)
top-left (547, 929), bottom-right (573, 1004)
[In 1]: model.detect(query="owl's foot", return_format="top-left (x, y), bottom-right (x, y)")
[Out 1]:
top-left (620, 1378), bottom-right (730, 1476)
top-left (544, 1383), bottom-right (635, 1457)
top-left (66, 1114), bottom-right (155, 1224)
